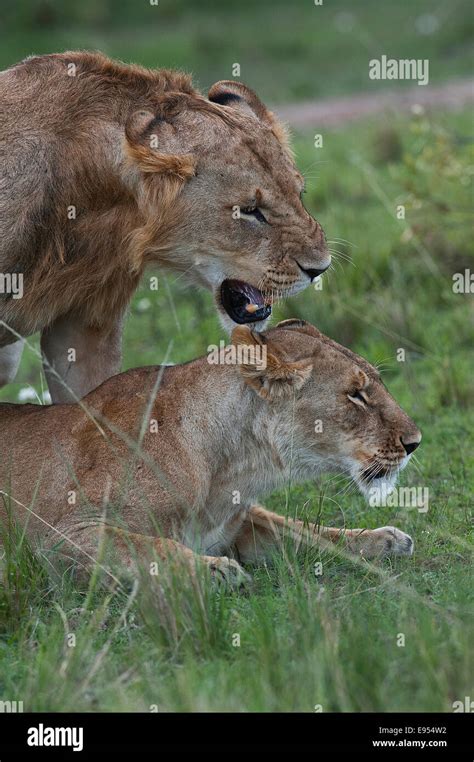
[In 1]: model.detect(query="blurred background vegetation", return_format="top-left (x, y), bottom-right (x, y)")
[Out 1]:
top-left (1, 0), bottom-right (473, 100)
top-left (0, 0), bottom-right (472, 712)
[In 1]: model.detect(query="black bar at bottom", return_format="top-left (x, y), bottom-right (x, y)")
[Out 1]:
top-left (0, 712), bottom-right (471, 757)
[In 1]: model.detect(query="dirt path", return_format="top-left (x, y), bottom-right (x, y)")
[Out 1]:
top-left (276, 78), bottom-right (473, 129)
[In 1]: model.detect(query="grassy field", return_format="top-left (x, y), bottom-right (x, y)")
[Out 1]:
top-left (0, 0), bottom-right (473, 715)
top-left (0, 100), bottom-right (472, 711)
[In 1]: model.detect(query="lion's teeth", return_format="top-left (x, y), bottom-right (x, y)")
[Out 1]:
top-left (245, 303), bottom-right (260, 313)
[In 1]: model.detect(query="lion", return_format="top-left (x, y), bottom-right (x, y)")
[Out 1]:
top-left (0, 51), bottom-right (330, 402)
top-left (0, 319), bottom-right (421, 586)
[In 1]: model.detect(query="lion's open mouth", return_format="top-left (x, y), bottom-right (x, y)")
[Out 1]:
top-left (220, 279), bottom-right (272, 324)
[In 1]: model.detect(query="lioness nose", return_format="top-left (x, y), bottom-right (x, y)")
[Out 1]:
top-left (401, 434), bottom-right (421, 455)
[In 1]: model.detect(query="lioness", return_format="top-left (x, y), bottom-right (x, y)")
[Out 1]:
top-left (0, 319), bottom-right (421, 586)
top-left (0, 52), bottom-right (330, 402)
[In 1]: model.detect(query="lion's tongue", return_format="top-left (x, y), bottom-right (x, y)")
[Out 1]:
top-left (221, 279), bottom-right (272, 324)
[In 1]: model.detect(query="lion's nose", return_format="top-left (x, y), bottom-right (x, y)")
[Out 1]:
top-left (401, 433), bottom-right (421, 455)
top-left (297, 262), bottom-right (330, 282)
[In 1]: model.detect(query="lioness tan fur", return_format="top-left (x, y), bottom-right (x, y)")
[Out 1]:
top-left (0, 52), bottom-right (330, 402)
top-left (0, 320), bottom-right (421, 586)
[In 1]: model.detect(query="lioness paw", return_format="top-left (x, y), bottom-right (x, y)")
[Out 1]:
top-left (347, 525), bottom-right (414, 558)
top-left (370, 526), bottom-right (414, 557)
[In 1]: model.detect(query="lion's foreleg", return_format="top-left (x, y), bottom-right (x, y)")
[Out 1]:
top-left (0, 339), bottom-right (24, 387)
top-left (40, 313), bottom-right (124, 403)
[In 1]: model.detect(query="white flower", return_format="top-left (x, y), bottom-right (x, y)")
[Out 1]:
top-left (136, 298), bottom-right (151, 313)
top-left (18, 386), bottom-right (37, 402)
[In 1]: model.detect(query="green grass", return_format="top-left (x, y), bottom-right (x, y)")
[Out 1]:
top-left (1, 0), bottom-right (473, 101)
top-left (0, 452), bottom-right (472, 713)
top-left (0, 105), bottom-right (472, 711)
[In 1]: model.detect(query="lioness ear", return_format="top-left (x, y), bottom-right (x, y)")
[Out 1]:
top-left (231, 325), bottom-right (313, 400)
top-left (125, 104), bottom-right (196, 180)
top-left (275, 319), bottom-right (322, 340)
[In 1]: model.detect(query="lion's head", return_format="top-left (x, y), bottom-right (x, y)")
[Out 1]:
top-left (232, 320), bottom-right (422, 502)
top-left (124, 81), bottom-right (330, 330)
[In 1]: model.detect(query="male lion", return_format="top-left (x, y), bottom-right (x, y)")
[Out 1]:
top-left (0, 52), bottom-right (330, 402)
top-left (0, 319), bottom-right (421, 586)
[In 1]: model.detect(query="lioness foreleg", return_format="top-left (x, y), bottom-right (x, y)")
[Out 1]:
top-left (46, 523), bottom-right (250, 588)
top-left (234, 505), bottom-right (413, 562)
top-left (40, 313), bottom-right (124, 403)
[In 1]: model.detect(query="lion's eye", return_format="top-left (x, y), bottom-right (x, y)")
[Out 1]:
top-left (240, 206), bottom-right (268, 224)
top-left (348, 390), bottom-right (368, 407)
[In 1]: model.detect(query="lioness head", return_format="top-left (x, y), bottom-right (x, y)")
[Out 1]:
top-left (232, 320), bottom-right (421, 502)
top-left (125, 81), bottom-right (330, 330)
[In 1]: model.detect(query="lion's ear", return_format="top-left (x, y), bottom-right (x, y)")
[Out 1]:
top-left (208, 81), bottom-right (273, 125)
top-left (231, 325), bottom-right (313, 400)
top-left (208, 81), bottom-right (292, 155)
top-left (125, 104), bottom-right (196, 180)
top-left (123, 101), bottom-right (196, 272)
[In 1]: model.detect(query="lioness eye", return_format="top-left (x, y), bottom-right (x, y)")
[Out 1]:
top-left (348, 390), bottom-right (367, 407)
top-left (240, 206), bottom-right (268, 224)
